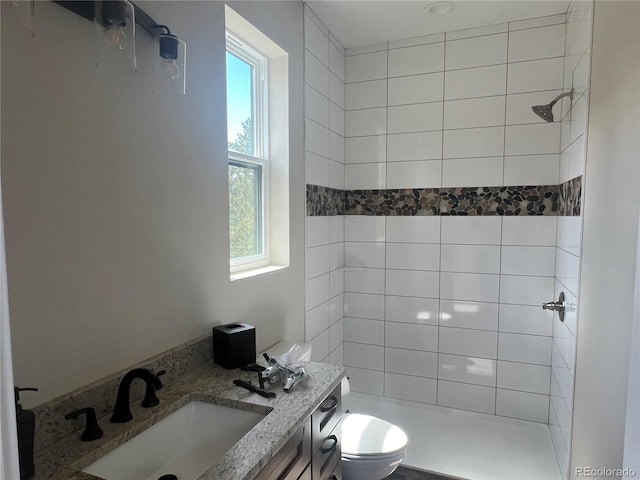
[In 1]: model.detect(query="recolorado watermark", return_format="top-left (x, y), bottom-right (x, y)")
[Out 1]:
top-left (575, 467), bottom-right (637, 477)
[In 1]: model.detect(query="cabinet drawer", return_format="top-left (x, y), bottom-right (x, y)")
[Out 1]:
top-left (298, 463), bottom-right (312, 480)
top-left (323, 459), bottom-right (342, 480)
top-left (255, 418), bottom-right (311, 480)
top-left (311, 384), bottom-right (342, 454)
top-left (312, 424), bottom-right (341, 480)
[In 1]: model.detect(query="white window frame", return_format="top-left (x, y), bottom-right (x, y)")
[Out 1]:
top-left (226, 31), bottom-right (270, 274)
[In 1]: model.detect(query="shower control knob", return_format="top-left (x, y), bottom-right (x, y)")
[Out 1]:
top-left (542, 292), bottom-right (566, 322)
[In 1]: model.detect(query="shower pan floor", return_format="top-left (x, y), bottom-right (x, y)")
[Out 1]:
top-left (343, 392), bottom-right (562, 480)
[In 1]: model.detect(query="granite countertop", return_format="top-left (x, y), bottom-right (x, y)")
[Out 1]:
top-left (35, 361), bottom-right (346, 480)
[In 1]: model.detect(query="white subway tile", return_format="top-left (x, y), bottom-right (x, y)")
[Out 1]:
top-left (506, 90), bottom-right (563, 125)
top-left (329, 318), bottom-right (344, 352)
top-left (438, 354), bottom-right (497, 386)
top-left (441, 157), bottom-right (504, 188)
top-left (305, 152), bottom-right (330, 187)
top-left (345, 268), bottom-right (385, 295)
top-left (496, 389), bottom-right (549, 423)
top-left (329, 269), bottom-right (344, 298)
top-left (557, 216), bottom-right (581, 255)
top-left (438, 380), bottom-right (496, 414)
top-left (344, 342), bottom-right (384, 370)
top-left (507, 57), bottom-right (564, 94)
top-left (329, 131), bottom-right (344, 164)
top-left (500, 275), bottom-right (555, 306)
top-left (385, 216), bottom-right (441, 243)
top-left (346, 50), bottom-right (387, 82)
top-left (502, 216), bottom-right (557, 246)
top-left (509, 14), bottom-right (566, 32)
top-left (388, 132), bottom-right (443, 161)
top-left (385, 373), bottom-right (437, 404)
top-left (305, 14), bottom-right (329, 65)
top-left (385, 347), bottom-right (438, 378)
top-left (344, 242), bottom-right (386, 268)
top-left (309, 329), bottom-right (330, 362)
top-left (503, 154), bottom-right (560, 185)
top-left (329, 102), bottom-right (344, 136)
top-left (306, 245), bottom-right (330, 279)
top-left (385, 296), bottom-right (439, 325)
top-left (440, 300), bottom-right (499, 331)
top-left (388, 103), bottom-right (443, 134)
top-left (386, 243), bottom-right (440, 271)
top-left (440, 327), bottom-right (498, 359)
top-left (305, 119), bottom-right (330, 157)
top-left (444, 96), bottom-right (506, 129)
top-left (329, 41), bottom-right (346, 81)
top-left (305, 85), bottom-right (330, 127)
top-left (508, 24), bottom-right (565, 62)
top-left (386, 161), bottom-right (442, 189)
top-left (330, 216), bottom-right (344, 243)
top-left (556, 248), bottom-right (580, 296)
top-left (345, 136), bottom-right (386, 164)
top-left (344, 317), bottom-right (384, 345)
top-left (306, 216), bottom-right (330, 247)
top-left (445, 65), bottom-right (507, 100)
top-left (443, 127), bottom-right (505, 159)
top-left (330, 294), bottom-right (344, 324)
top-left (388, 42), bottom-right (445, 77)
top-left (505, 123), bottom-right (561, 155)
top-left (386, 269), bottom-right (439, 298)
top-left (497, 361), bottom-right (551, 394)
top-left (344, 293), bottom-right (384, 320)
top-left (389, 33), bottom-right (445, 49)
top-left (345, 80), bottom-right (387, 110)
top-left (345, 108), bottom-right (387, 137)
top-left (501, 246), bottom-right (556, 276)
top-left (499, 304), bottom-right (553, 336)
top-left (440, 272), bottom-right (500, 303)
top-left (440, 245), bottom-right (501, 274)
top-left (305, 51), bottom-right (329, 97)
top-left (306, 273), bottom-right (330, 310)
top-left (441, 216), bottom-right (502, 245)
top-left (385, 323), bottom-right (438, 352)
top-left (344, 216), bottom-right (386, 242)
top-left (346, 366), bottom-right (384, 395)
top-left (445, 33), bottom-right (508, 70)
top-left (345, 163), bottom-right (386, 189)
top-left (305, 301), bottom-right (330, 341)
top-left (388, 72), bottom-right (444, 105)
top-left (498, 333), bottom-right (552, 365)
top-left (329, 160), bottom-right (344, 190)
top-left (446, 23), bottom-right (508, 41)
top-left (346, 43), bottom-right (387, 56)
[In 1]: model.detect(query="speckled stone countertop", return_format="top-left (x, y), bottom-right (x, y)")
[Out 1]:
top-left (34, 361), bottom-right (345, 480)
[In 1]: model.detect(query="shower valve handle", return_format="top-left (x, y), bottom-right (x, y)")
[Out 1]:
top-left (542, 292), bottom-right (566, 322)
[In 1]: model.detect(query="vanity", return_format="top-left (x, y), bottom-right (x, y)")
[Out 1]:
top-left (31, 336), bottom-right (345, 480)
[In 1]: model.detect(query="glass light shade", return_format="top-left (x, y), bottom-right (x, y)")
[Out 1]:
top-left (3, 0), bottom-right (35, 38)
top-left (94, 0), bottom-right (136, 72)
top-left (153, 34), bottom-right (186, 96)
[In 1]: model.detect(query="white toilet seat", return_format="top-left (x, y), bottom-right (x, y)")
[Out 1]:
top-left (341, 413), bottom-right (408, 480)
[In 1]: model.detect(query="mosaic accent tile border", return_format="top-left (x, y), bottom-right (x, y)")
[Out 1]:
top-left (307, 176), bottom-right (582, 217)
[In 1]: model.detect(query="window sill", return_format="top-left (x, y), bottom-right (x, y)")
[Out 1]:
top-left (230, 264), bottom-right (287, 281)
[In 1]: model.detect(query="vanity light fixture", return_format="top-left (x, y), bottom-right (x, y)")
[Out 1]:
top-left (424, 1), bottom-right (455, 16)
top-left (94, 0), bottom-right (137, 72)
top-left (152, 25), bottom-right (187, 96)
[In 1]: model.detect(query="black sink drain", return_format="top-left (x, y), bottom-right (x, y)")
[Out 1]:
top-left (158, 475), bottom-right (178, 480)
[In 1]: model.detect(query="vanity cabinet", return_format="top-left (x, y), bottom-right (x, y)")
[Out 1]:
top-left (255, 383), bottom-right (343, 480)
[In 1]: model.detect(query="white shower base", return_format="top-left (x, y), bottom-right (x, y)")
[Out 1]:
top-left (343, 393), bottom-right (562, 480)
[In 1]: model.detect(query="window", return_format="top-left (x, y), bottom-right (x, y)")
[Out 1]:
top-left (226, 33), bottom-right (269, 271)
top-left (225, 6), bottom-right (290, 280)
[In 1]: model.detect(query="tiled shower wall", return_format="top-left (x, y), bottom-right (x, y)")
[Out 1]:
top-left (303, 6), bottom-right (346, 365)
top-left (550, 1), bottom-right (593, 478)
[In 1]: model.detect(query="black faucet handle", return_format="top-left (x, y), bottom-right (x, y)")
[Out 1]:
top-left (141, 370), bottom-right (165, 408)
top-left (65, 408), bottom-right (103, 442)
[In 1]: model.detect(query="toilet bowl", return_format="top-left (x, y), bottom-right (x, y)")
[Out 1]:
top-left (341, 413), bottom-right (408, 480)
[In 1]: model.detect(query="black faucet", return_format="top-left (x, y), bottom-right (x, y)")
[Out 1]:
top-left (110, 368), bottom-right (165, 423)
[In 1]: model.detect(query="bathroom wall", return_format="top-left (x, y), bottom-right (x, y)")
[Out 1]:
top-left (303, 6), bottom-right (346, 364)
top-left (1, 0), bottom-right (305, 407)
top-left (549, 1), bottom-right (593, 477)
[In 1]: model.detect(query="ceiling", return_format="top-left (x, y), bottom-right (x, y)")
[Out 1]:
top-left (307, 1), bottom-right (570, 48)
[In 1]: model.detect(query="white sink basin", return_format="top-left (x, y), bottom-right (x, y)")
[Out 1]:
top-left (83, 401), bottom-right (266, 480)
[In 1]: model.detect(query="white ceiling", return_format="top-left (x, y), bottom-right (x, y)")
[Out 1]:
top-left (307, 1), bottom-right (570, 48)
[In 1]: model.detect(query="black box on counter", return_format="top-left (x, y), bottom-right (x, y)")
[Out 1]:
top-left (212, 323), bottom-right (256, 369)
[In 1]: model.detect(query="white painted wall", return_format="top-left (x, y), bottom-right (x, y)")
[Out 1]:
top-left (571, 0), bottom-right (640, 477)
top-left (1, 0), bottom-right (305, 407)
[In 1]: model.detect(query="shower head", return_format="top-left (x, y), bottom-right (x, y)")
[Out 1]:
top-left (531, 88), bottom-right (575, 122)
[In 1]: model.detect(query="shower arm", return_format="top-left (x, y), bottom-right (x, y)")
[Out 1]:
top-left (549, 88), bottom-right (575, 107)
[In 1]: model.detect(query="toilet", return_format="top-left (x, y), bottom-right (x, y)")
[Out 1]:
top-left (340, 379), bottom-right (408, 480)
